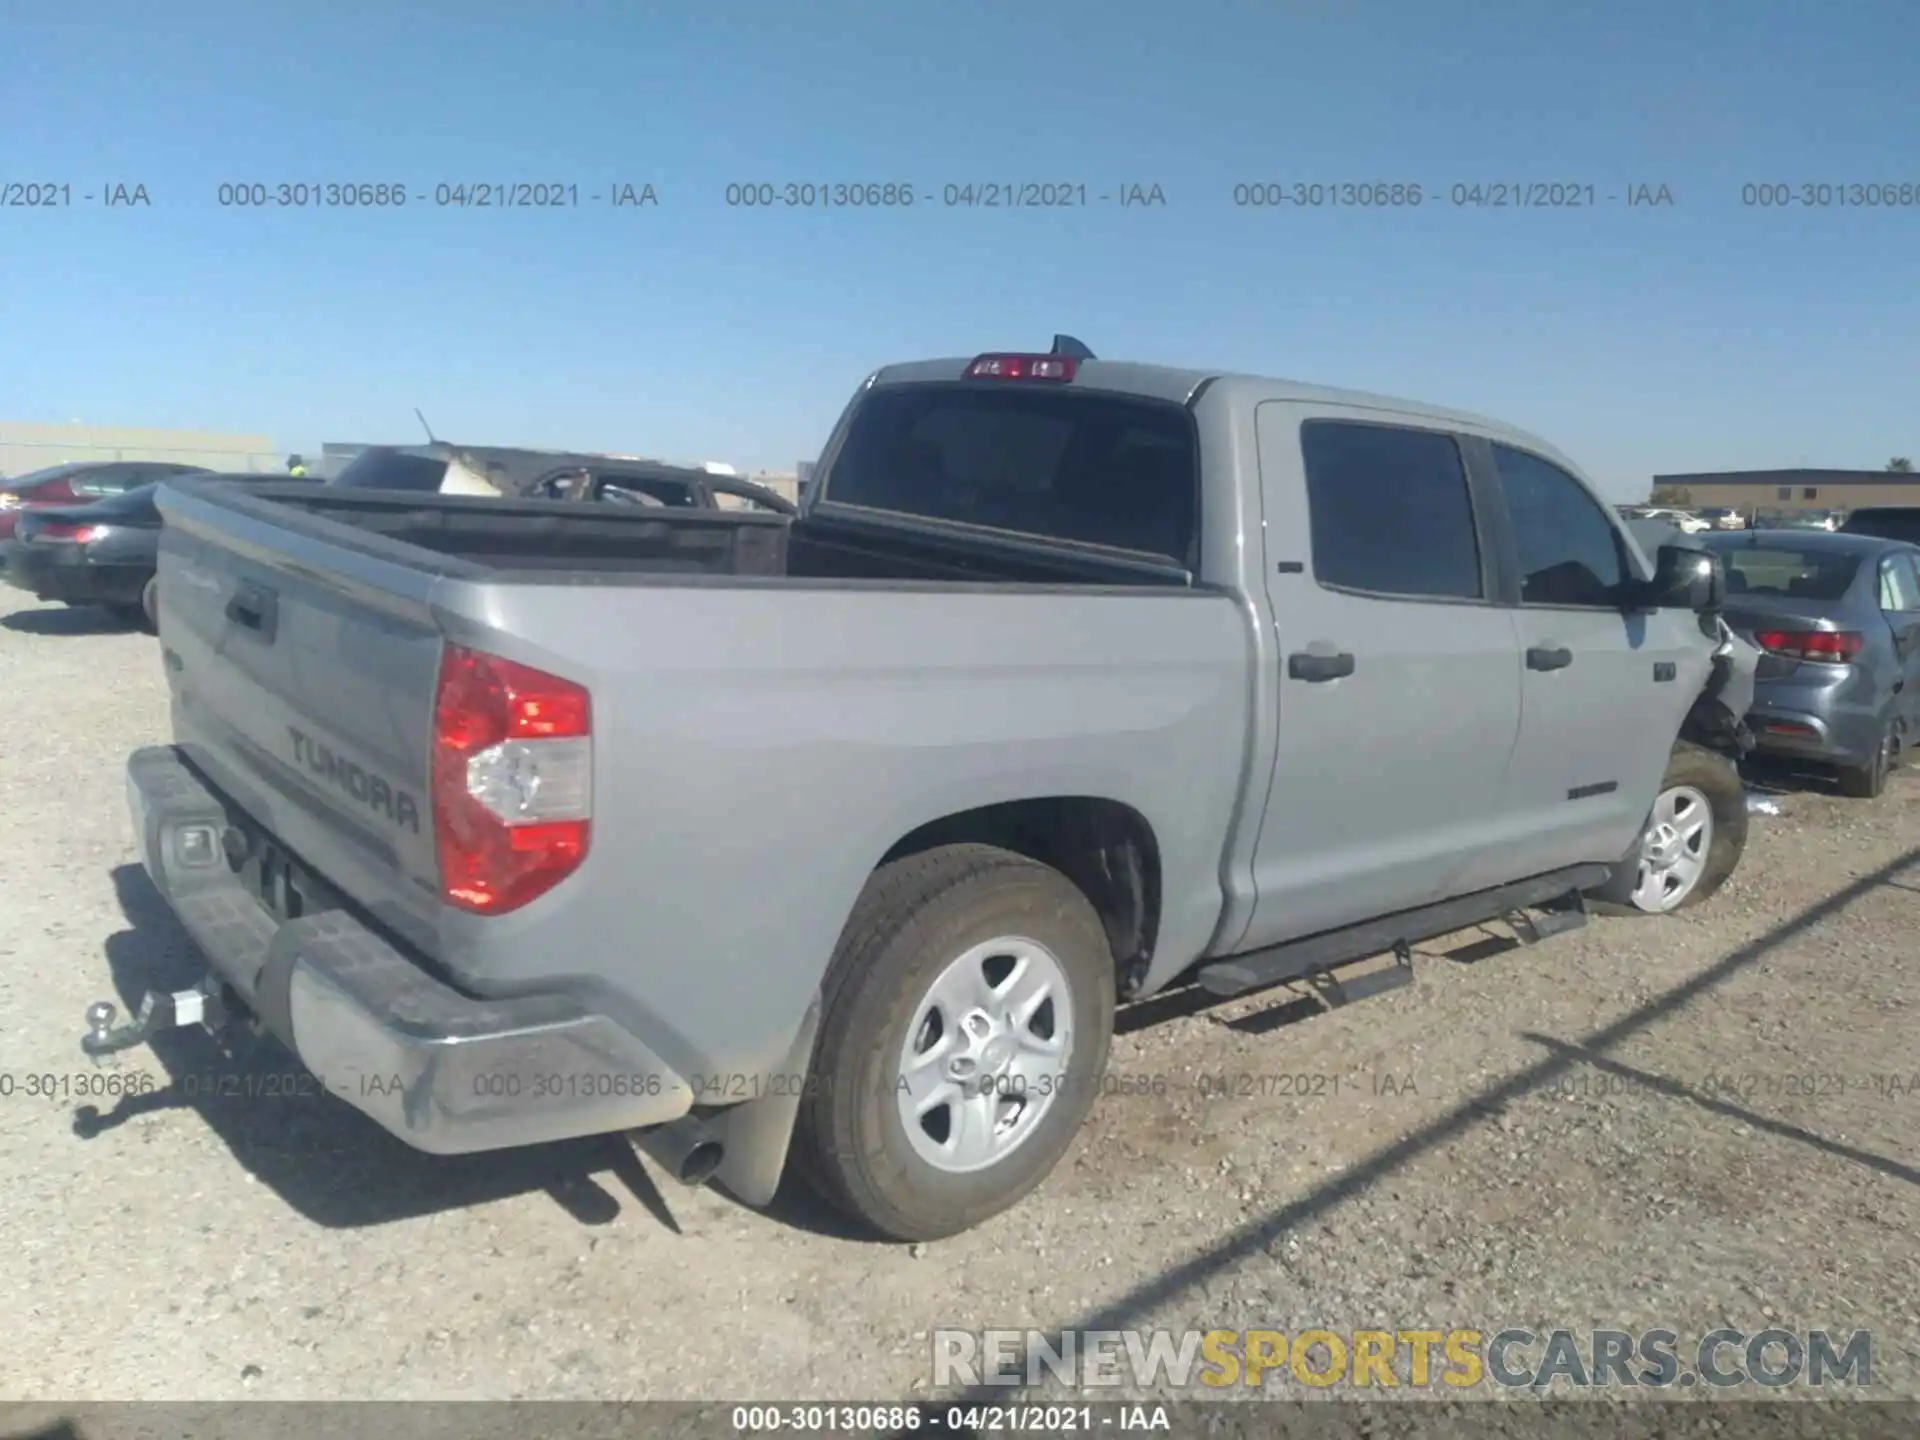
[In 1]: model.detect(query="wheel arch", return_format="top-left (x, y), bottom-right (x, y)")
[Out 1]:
top-left (878, 796), bottom-right (1164, 999)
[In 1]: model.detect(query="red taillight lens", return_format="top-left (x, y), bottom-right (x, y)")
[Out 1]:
top-left (1751, 629), bottom-right (1863, 662)
top-left (431, 643), bottom-right (593, 915)
top-left (33, 521), bottom-right (102, 543)
top-left (963, 353), bottom-right (1077, 382)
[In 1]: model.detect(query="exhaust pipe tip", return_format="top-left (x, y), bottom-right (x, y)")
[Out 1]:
top-left (678, 1139), bottom-right (725, 1186)
top-left (634, 1116), bottom-right (726, 1188)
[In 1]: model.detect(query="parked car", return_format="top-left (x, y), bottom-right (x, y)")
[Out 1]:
top-left (1839, 506), bottom-right (1920, 545)
top-left (1697, 506), bottom-right (1747, 531)
top-left (1, 475), bottom-right (262, 630)
top-left (329, 443), bottom-right (797, 515)
top-left (1772, 510), bottom-right (1841, 532)
top-left (91, 339), bottom-right (1753, 1242)
top-left (0, 460), bottom-right (212, 541)
top-left (1700, 529), bottom-right (1920, 797)
top-left (1641, 507), bottom-right (1711, 534)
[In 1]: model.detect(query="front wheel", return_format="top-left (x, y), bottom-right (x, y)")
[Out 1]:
top-left (1591, 741), bottom-right (1748, 914)
top-left (792, 843), bottom-right (1116, 1242)
top-left (139, 574), bottom-right (159, 633)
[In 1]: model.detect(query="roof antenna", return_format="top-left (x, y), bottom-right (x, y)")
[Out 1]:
top-left (414, 408), bottom-right (439, 444)
top-left (1050, 334), bottom-right (1095, 361)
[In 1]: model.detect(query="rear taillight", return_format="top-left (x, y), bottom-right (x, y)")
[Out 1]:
top-left (431, 643), bottom-right (592, 915)
top-left (1751, 629), bottom-right (1863, 663)
top-left (33, 521), bottom-right (104, 543)
top-left (963, 353), bottom-right (1077, 382)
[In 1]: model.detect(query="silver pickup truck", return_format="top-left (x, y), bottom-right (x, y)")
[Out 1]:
top-left (89, 339), bottom-right (1755, 1241)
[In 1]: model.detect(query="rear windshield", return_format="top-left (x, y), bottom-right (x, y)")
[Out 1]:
top-left (822, 385), bottom-right (1198, 563)
top-left (1710, 543), bottom-right (1862, 600)
top-left (1842, 509), bottom-right (1920, 542)
top-left (329, 450), bottom-right (449, 492)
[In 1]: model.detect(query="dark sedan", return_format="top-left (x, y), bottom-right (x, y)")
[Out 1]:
top-left (0, 459), bottom-right (212, 541)
top-left (3, 484), bottom-right (171, 627)
top-left (2, 473), bottom-right (268, 630)
top-left (1699, 529), bottom-right (1920, 797)
top-left (1839, 505), bottom-right (1920, 545)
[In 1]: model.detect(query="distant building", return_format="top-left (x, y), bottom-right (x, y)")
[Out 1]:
top-left (1651, 469), bottom-right (1920, 514)
top-left (0, 421), bottom-right (280, 479)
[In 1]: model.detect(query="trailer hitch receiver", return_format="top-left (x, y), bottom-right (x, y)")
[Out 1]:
top-left (81, 978), bottom-right (228, 1063)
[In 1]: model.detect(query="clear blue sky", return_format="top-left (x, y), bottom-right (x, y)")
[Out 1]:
top-left (2, 0), bottom-right (1916, 497)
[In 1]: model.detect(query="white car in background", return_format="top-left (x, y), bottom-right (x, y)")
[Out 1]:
top-left (1641, 507), bottom-right (1712, 533)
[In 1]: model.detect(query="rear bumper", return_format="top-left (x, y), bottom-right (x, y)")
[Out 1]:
top-left (3, 543), bottom-right (146, 605)
top-left (124, 744), bottom-right (693, 1153)
top-left (1744, 686), bottom-right (1882, 768)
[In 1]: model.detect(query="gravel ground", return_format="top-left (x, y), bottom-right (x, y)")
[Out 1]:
top-left (2, 587), bottom-right (1917, 1409)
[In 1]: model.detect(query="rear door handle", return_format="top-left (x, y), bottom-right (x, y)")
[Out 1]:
top-left (1526, 646), bottom-right (1573, 671)
top-left (1288, 650), bottom-right (1356, 682)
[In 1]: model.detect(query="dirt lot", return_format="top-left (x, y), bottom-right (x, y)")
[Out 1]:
top-left (2, 587), bottom-right (1917, 1406)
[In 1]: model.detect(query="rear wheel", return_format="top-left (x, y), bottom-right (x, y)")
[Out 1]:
top-left (1592, 741), bottom-right (1748, 914)
top-left (1836, 722), bottom-right (1894, 799)
top-left (792, 843), bottom-right (1115, 1242)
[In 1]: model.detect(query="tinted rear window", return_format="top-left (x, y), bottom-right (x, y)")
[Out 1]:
top-left (823, 386), bottom-right (1198, 563)
top-left (329, 451), bottom-right (449, 492)
top-left (1842, 509), bottom-right (1920, 542)
top-left (1709, 543), bottom-right (1862, 600)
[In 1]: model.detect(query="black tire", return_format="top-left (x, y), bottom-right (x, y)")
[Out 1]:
top-left (1835, 721), bottom-right (1894, 799)
top-left (792, 843), bottom-right (1116, 1242)
top-left (105, 602), bottom-right (146, 628)
top-left (1591, 740), bottom-right (1748, 914)
top-left (140, 575), bottom-right (160, 634)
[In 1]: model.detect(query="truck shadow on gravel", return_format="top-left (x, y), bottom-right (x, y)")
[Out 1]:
top-left (74, 864), bottom-right (695, 1233)
top-left (933, 842), bottom-right (1920, 1411)
top-left (1, 605), bottom-right (142, 636)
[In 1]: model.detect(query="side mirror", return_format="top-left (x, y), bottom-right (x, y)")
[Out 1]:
top-left (1643, 543), bottom-right (1724, 612)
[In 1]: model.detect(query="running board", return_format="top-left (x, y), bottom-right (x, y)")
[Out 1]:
top-left (1195, 864), bottom-right (1611, 999)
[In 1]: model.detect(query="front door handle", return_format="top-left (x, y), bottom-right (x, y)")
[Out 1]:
top-left (1288, 650), bottom-right (1356, 682)
top-left (1526, 646), bottom-right (1573, 671)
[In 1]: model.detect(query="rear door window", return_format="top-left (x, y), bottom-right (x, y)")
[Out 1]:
top-left (1298, 420), bottom-right (1483, 599)
top-left (825, 385), bottom-right (1198, 564)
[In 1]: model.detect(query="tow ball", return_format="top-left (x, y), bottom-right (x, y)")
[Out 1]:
top-left (81, 977), bottom-right (228, 1063)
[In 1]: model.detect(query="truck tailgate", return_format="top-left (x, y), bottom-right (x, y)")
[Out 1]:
top-left (156, 482), bottom-right (451, 955)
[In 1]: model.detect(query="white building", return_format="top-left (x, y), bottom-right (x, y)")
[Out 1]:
top-left (0, 421), bottom-right (281, 479)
